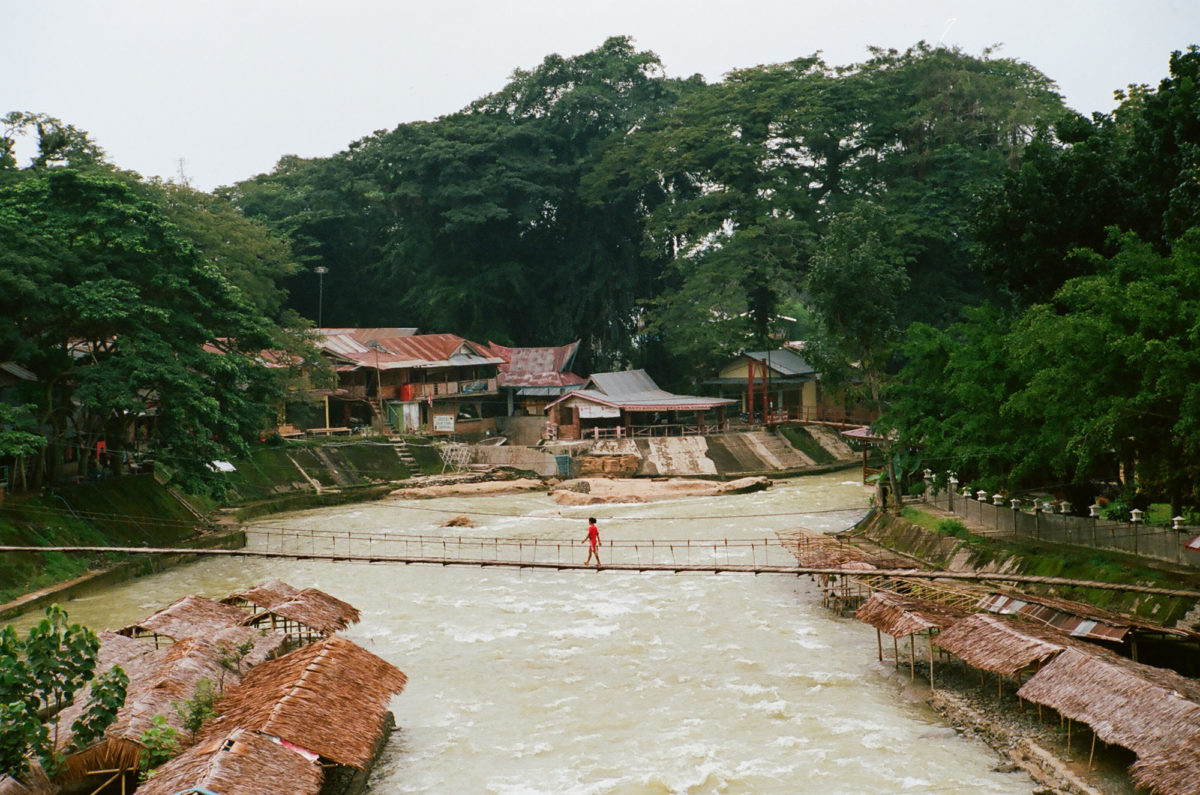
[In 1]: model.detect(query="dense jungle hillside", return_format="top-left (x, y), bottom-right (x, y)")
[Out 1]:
top-left (2, 38), bottom-right (1200, 510)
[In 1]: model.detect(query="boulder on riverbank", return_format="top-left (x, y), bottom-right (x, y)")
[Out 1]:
top-left (388, 477), bottom-right (548, 499)
top-left (548, 476), bottom-right (771, 506)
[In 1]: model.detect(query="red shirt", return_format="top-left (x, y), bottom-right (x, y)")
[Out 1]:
top-left (587, 524), bottom-right (599, 546)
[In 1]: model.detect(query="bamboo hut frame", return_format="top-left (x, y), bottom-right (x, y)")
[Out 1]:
top-left (55, 637), bottom-right (244, 791)
top-left (116, 595), bottom-right (250, 648)
top-left (1017, 645), bottom-right (1200, 781)
top-left (239, 588), bottom-right (362, 643)
top-left (855, 591), bottom-right (969, 687)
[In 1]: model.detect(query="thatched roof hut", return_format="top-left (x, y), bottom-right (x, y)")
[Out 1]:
top-left (241, 587), bottom-right (362, 636)
top-left (56, 637), bottom-right (243, 783)
top-left (932, 614), bottom-right (1076, 676)
top-left (117, 594), bottom-right (249, 644)
top-left (1016, 646), bottom-right (1200, 761)
top-left (1129, 730), bottom-right (1200, 795)
top-left (133, 728), bottom-right (325, 795)
top-left (222, 579), bottom-right (301, 612)
top-left (0, 763), bottom-right (52, 795)
top-left (855, 592), bottom-right (968, 638)
top-left (201, 636), bottom-right (407, 769)
top-left (95, 630), bottom-right (157, 669)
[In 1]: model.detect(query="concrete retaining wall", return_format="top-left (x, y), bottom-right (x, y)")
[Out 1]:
top-left (472, 445), bottom-right (562, 477)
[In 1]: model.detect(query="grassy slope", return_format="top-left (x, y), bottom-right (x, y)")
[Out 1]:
top-left (894, 507), bottom-right (1196, 625)
top-left (0, 476), bottom-right (202, 603)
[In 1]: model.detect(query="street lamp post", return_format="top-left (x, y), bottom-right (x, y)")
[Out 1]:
top-left (314, 266), bottom-right (328, 327)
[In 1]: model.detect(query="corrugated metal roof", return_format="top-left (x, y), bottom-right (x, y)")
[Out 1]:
top-left (550, 385), bottom-right (736, 412)
top-left (517, 385), bottom-right (583, 397)
top-left (0, 361), bottom-right (37, 381)
top-left (744, 349), bottom-right (816, 377)
top-left (312, 331), bottom-right (504, 371)
top-left (976, 593), bottom-right (1131, 642)
top-left (490, 341), bottom-right (579, 375)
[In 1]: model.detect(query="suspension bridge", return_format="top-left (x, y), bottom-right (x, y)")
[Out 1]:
top-left (5, 526), bottom-right (1200, 597)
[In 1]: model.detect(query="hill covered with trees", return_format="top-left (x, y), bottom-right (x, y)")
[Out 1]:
top-left (3, 38), bottom-right (1199, 513)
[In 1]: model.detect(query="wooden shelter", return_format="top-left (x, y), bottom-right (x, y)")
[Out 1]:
top-left (856, 591), bottom-right (967, 639)
top-left (223, 578), bottom-right (300, 612)
top-left (200, 635), bottom-right (408, 771)
top-left (932, 613), bottom-right (1073, 677)
top-left (117, 594), bottom-right (249, 646)
top-left (133, 727), bottom-right (325, 795)
top-left (238, 587), bottom-right (362, 641)
top-left (545, 369), bottom-right (736, 440)
top-left (1017, 646), bottom-right (1200, 762)
top-left (224, 580), bottom-right (362, 642)
top-left (0, 765), bottom-right (52, 795)
top-left (855, 592), bottom-right (968, 685)
top-left (976, 590), bottom-right (1200, 659)
top-left (1129, 731), bottom-right (1200, 795)
top-left (55, 637), bottom-right (244, 791)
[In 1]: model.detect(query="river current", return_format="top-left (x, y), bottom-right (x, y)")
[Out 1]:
top-left (19, 473), bottom-right (1034, 793)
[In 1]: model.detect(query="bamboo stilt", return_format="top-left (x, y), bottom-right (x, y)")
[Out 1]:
top-left (876, 629), bottom-right (882, 662)
top-left (1089, 732), bottom-right (1097, 770)
top-left (928, 631), bottom-right (935, 690)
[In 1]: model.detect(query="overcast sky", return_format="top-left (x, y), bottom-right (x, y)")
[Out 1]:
top-left (7, 1), bottom-right (1197, 191)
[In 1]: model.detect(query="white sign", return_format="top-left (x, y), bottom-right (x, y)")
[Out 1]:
top-left (432, 415), bottom-right (456, 432)
top-left (579, 404), bottom-right (621, 419)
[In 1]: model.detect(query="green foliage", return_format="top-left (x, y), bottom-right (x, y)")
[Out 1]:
top-left (778, 426), bottom-right (835, 465)
top-left (68, 664), bottom-right (129, 752)
top-left (935, 519), bottom-right (970, 540)
top-left (0, 403), bottom-right (43, 460)
top-left (137, 714), bottom-right (180, 781)
top-left (173, 679), bottom-right (217, 741)
top-left (217, 640), bottom-right (255, 675)
top-left (0, 606), bottom-right (120, 781)
top-left (0, 168), bottom-right (289, 493)
top-left (1, 111), bottom-right (107, 171)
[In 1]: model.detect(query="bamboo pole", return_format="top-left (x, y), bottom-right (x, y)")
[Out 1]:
top-left (1088, 731), bottom-right (1097, 771)
top-left (894, 635), bottom-right (899, 669)
top-left (876, 628), bottom-right (883, 662)
top-left (928, 631), bottom-right (935, 690)
top-left (909, 636), bottom-right (915, 681)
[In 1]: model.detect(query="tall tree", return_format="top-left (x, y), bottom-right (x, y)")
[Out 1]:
top-left (0, 169), bottom-right (283, 493)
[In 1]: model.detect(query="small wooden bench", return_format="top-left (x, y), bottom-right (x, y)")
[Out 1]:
top-left (306, 426), bottom-right (352, 437)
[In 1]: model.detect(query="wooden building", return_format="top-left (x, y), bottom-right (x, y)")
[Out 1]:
top-left (707, 348), bottom-right (819, 423)
top-left (545, 370), bottom-right (736, 441)
top-left (311, 328), bottom-right (506, 435)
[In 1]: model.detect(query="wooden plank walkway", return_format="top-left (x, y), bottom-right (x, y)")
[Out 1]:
top-left (3, 546), bottom-right (1200, 598)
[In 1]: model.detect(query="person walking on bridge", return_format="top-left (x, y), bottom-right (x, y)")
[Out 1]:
top-left (583, 517), bottom-right (601, 567)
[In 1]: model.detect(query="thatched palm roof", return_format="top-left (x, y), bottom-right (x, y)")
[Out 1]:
top-left (855, 592), bottom-right (968, 638)
top-left (117, 594), bottom-right (249, 641)
top-left (242, 587), bottom-right (362, 635)
top-left (223, 579), bottom-right (301, 611)
top-left (56, 636), bottom-right (242, 783)
top-left (0, 764), bottom-right (52, 795)
top-left (133, 728), bottom-right (325, 795)
top-left (201, 636), bottom-right (407, 769)
top-left (932, 614), bottom-right (1076, 676)
top-left (1129, 731), bottom-right (1200, 795)
top-left (96, 630), bottom-right (157, 669)
top-left (1016, 646), bottom-right (1200, 761)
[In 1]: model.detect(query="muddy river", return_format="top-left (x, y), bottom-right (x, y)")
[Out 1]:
top-left (18, 473), bottom-right (1034, 793)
